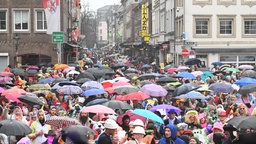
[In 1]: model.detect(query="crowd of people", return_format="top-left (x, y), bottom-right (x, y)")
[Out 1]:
top-left (0, 55), bottom-right (256, 144)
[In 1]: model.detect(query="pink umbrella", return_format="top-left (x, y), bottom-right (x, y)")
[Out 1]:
top-left (112, 81), bottom-right (131, 87)
top-left (117, 110), bottom-right (145, 125)
top-left (81, 105), bottom-right (116, 114)
top-left (27, 65), bottom-right (39, 70)
top-left (4, 93), bottom-right (22, 102)
top-left (0, 72), bottom-right (14, 77)
top-left (0, 77), bottom-right (12, 83)
top-left (176, 66), bottom-right (190, 71)
top-left (63, 67), bottom-right (75, 73)
top-left (0, 87), bottom-right (5, 93)
top-left (2, 88), bottom-right (26, 96)
top-left (117, 91), bottom-right (150, 101)
top-left (167, 68), bottom-right (177, 74)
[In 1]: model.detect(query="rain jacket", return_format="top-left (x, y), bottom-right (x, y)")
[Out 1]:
top-left (158, 124), bottom-right (185, 144)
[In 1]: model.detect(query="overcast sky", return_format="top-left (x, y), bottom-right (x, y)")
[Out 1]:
top-left (81, 0), bottom-right (121, 11)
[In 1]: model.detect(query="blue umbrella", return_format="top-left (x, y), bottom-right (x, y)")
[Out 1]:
top-left (209, 83), bottom-right (234, 94)
top-left (150, 104), bottom-right (182, 114)
top-left (37, 77), bottom-right (55, 84)
top-left (86, 98), bottom-right (109, 106)
top-left (132, 109), bottom-right (164, 124)
top-left (82, 89), bottom-right (106, 97)
top-left (176, 72), bottom-right (196, 79)
top-left (81, 81), bottom-right (104, 90)
top-left (141, 64), bottom-right (151, 69)
top-left (211, 62), bottom-right (223, 66)
top-left (234, 77), bottom-right (256, 86)
top-left (175, 91), bottom-right (206, 99)
top-left (201, 71), bottom-right (214, 81)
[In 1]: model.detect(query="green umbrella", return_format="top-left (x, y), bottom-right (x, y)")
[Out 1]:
top-left (225, 67), bottom-right (240, 73)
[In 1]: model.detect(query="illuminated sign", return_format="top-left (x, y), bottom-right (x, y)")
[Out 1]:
top-left (141, 4), bottom-right (148, 37)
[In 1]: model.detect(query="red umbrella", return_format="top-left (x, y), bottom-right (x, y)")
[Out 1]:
top-left (101, 81), bottom-right (113, 89)
top-left (45, 116), bottom-right (80, 129)
top-left (117, 91), bottom-right (150, 101)
top-left (81, 105), bottom-right (116, 114)
top-left (117, 110), bottom-right (145, 125)
top-left (0, 72), bottom-right (14, 77)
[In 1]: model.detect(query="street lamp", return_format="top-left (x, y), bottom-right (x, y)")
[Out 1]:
top-left (13, 34), bottom-right (20, 67)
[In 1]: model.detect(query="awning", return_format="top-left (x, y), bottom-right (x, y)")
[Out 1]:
top-left (64, 42), bottom-right (82, 48)
top-left (120, 41), bottom-right (143, 47)
top-left (192, 46), bottom-right (256, 53)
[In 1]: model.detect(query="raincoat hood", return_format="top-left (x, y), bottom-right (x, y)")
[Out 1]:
top-left (165, 124), bottom-right (177, 139)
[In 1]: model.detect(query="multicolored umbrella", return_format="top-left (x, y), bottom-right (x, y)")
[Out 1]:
top-left (140, 84), bottom-right (168, 97)
top-left (45, 116), bottom-right (81, 129)
top-left (81, 105), bottom-right (116, 114)
top-left (132, 109), bottom-right (164, 124)
top-left (57, 85), bottom-right (83, 95)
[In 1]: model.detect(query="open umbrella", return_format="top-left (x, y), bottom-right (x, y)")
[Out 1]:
top-left (150, 104), bottom-right (182, 114)
top-left (75, 72), bottom-right (95, 81)
top-left (140, 84), bottom-right (168, 97)
top-left (114, 86), bottom-right (139, 95)
top-left (138, 74), bottom-right (156, 81)
top-left (11, 68), bottom-right (25, 76)
top-left (26, 69), bottom-right (38, 76)
top-left (81, 105), bottom-right (116, 114)
top-left (52, 77), bottom-right (67, 85)
top-left (27, 65), bottom-right (39, 70)
top-left (27, 84), bottom-right (51, 91)
top-left (111, 63), bottom-right (126, 69)
top-left (0, 71), bottom-right (14, 77)
top-left (141, 64), bottom-right (151, 69)
top-left (45, 116), bottom-right (80, 129)
top-left (81, 81), bottom-right (104, 90)
top-left (132, 109), bottom-right (164, 124)
top-left (0, 119), bottom-right (32, 136)
top-left (234, 77), bottom-right (256, 86)
top-left (57, 85), bottom-right (83, 95)
top-left (125, 68), bottom-right (138, 74)
top-left (18, 93), bottom-right (44, 106)
top-left (117, 110), bottom-right (145, 125)
top-left (63, 67), bottom-right (75, 73)
top-left (76, 78), bottom-right (91, 84)
top-left (200, 71), bottom-right (214, 81)
top-left (227, 116), bottom-right (256, 129)
top-left (219, 64), bottom-right (231, 71)
top-left (241, 70), bottom-right (256, 78)
top-left (0, 77), bottom-right (12, 83)
top-left (225, 68), bottom-right (240, 73)
top-left (167, 68), bottom-right (178, 74)
top-left (58, 81), bottom-right (78, 86)
top-left (86, 98), bottom-right (109, 106)
top-left (176, 66), bottom-right (190, 71)
top-left (117, 91), bottom-right (150, 101)
top-left (238, 84), bottom-right (256, 95)
top-left (209, 83), bottom-right (234, 94)
top-left (173, 83), bottom-right (201, 96)
top-left (175, 91), bottom-right (206, 99)
top-left (37, 77), bottom-right (55, 84)
top-left (102, 100), bottom-right (132, 110)
top-left (55, 64), bottom-right (69, 70)
top-left (191, 71), bottom-right (203, 77)
top-left (238, 65), bottom-right (254, 70)
top-left (176, 72), bottom-right (196, 79)
top-left (0, 87), bottom-right (5, 93)
top-left (211, 62), bottom-right (223, 66)
top-left (156, 77), bottom-right (177, 83)
top-left (163, 85), bottom-right (176, 92)
top-left (184, 58), bottom-right (201, 65)
top-left (82, 89), bottom-right (106, 97)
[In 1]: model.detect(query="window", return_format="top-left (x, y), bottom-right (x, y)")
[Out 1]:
top-left (100, 36), bottom-right (102, 41)
top-left (196, 19), bottom-right (208, 34)
top-left (244, 19), bottom-right (256, 34)
top-left (220, 19), bottom-right (233, 34)
top-left (36, 10), bottom-right (47, 31)
top-left (14, 10), bottom-right (29, 31)
top-left (0, 10), bottom-right (7, 31)
top-left (100, 29), bottom-right (102, 34)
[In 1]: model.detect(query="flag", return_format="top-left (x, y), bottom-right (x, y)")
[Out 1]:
top-left (42, 0), bottom-right (60, 34)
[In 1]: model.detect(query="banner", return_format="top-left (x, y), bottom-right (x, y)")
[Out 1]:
top-left (42, 0), bottom-right (60, 34)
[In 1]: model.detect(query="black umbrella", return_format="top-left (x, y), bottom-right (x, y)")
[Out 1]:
top-left (138, 74), bottom-right (156, 81)
top-left (75, 72), bottom-right (95, 81)
top-left (173, 83), bottom-right (201, 96)
top-left (139, 81), bottom-right (153, 87)
top-left (164, 64), bottom-right (176, 71)
top-left (102, 100), bottom-right (133, 110)
top-left (26, 69), bottom-right (38, 76)
top-left (76, 78), bottom-right (91, 84)
top-left (111, 63), bottom-right (126, 69)
top-left (227, 116), bottom-right (256, 129)
top-left (241, 70), bottom-right (256, 78)
top-left (18, 93), bottom-right (44, 106)
top-left (52, 77), bottom-right (67, 85)
top-left (163, 85), bottom-right (176, 92)
top-left (125, 73), bottom-right (139, 79)
top-left (156, 77), bottom-right (177, 83)
top-left (184, 58), bottom-right (201, 65)
top-left (125, 68), bottom-right (138, 74)
top-left (87, 68), bottom-right (114, 77)
top-left (197, 67), bottom-right (210, 71)
top-left (86, 98), bottom-right (109, 106)
top-left (238, 84), bottom-right (256, 95)
top-left (0, 119), bottom-right (32, 136)
top-left (11, 68), bottom-right (25, 76)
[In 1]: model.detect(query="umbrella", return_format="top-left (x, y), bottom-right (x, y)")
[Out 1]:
top-left (45, 116), bottom-right (80, 129)
top-left (234, 77), bottom-right (256, 86)
top-left (86, 98), bottom-right (109, 106)
top-left (197, 84), bottom-right (211, 92)
top-left (27, 84), bottom-right (51, 91)
top-left (37, 77), bottom-right (55, 84)
top-left (117, 91), bottom-right (150, 101)
top-left (67, 70), bottom-right (80, 76)
top-left (81, 81), bottom-right (104, 90)
top-left (176, 72), bottom-right (196, 79)
top-left (52, 77), bottom-right (67, 85)
top-left (200, 71), bottom-right (214, 81)
top-left (11, 68), bottom-right (25, 76)
top-left (82, 89), bottom-right (106, 97)
top-left (163, 85), bottom-right (176, 92)
top-left (18, 93), bottom-right (44, 106)
top-left (225, 68), bottom-right (240, 73)
top-left (2, 87), bottom-right (26, 96)
top-left (81, 105), bottom-right (116, 114)
top-left (197, 67), bottom-right (210, 71)
top-left (211, 62), bottom-right (223, 66)
top-left (164, 64), bottom-right (176, 71)
top-left (132, 109), bottom-right (164, 124)
top-left (191, 71), bottom-right (203, 77)
top-left (139, 81), bottom-right (153, 87)
top-left (114, 86), bottom-right (139, 95)
top-left (63, 125), bottom-right (95, 136)
top-left (63, 67), bottom-right (75, 73)
top-left (176, 66), bottom-right (190, 71)
top-left (58, 81), bottom-right (78, 86)
top-left (150, 104), bottom-right (182, 114)
top-left (138, 74), bottom-right (156, 81)
top-left (238, 84), bottom-right (256, 94)
top-left (112, 81), bottom-right (131, 87)
top-left (0, 77), bottom-right (12, 83)
top-left (57, 85), bottom-right (83, 95)
top-left (175, 91), bottom-right (206, 99)
top-left (140, 84), bottom-right (168, 97)
top-left (168, 81), bottom-right (182, 87)
top-left (76, 78), bottom-right (91, 84)
top-left (167, 68), bottom-right (177, 74)
top-left (111, 63), bottom-right (126, 69)
top-left (112, 77), bottom-right (130, 82)
top-left (117, 110), bottom-right (145, 125)
top-left (75, 72), bottom-right (95, 81)
top-left (227, 116), bottom-right (256, 129)
top-left (0, 119), bottom-right (32, 136)
top-left (101, 81), bottom-right (113, 89)
top-left (63, 125), bottom-right (93, 144)
top-left (241, 70), bottom-right (256, 78)
top-left (184, 58), bottom-right (201, 65)
top-left (209, 83), bottom-right (234, 94)
top-left (219, 64), bottom-right (231, 71)
top-left (0, 71), bottom-right (14, 77)
top-left (87, 68), bottom-right (114, 77)
top-left (125, 73), bottom-right (139, 79)
top-left (26, 69), bottom-right (38, 76)
top-left (238, 65), bottom-right (254, 70)
top-left (173, 83), bottom-right (201, 96)
top-left (102, 100), bottom-right (132, 110)
top-left (141, 64), bottom-right (151, 69)
top-left (156, 77), bottom-right (177, 83)
top-left (55, 64), bottom-right (69, 70)
top-left (125, 68), bottom-right (138, 74)
top-left (0, 87), bottom-right (5, 93)
top-left (27, 65), bottom-right (39, 70)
